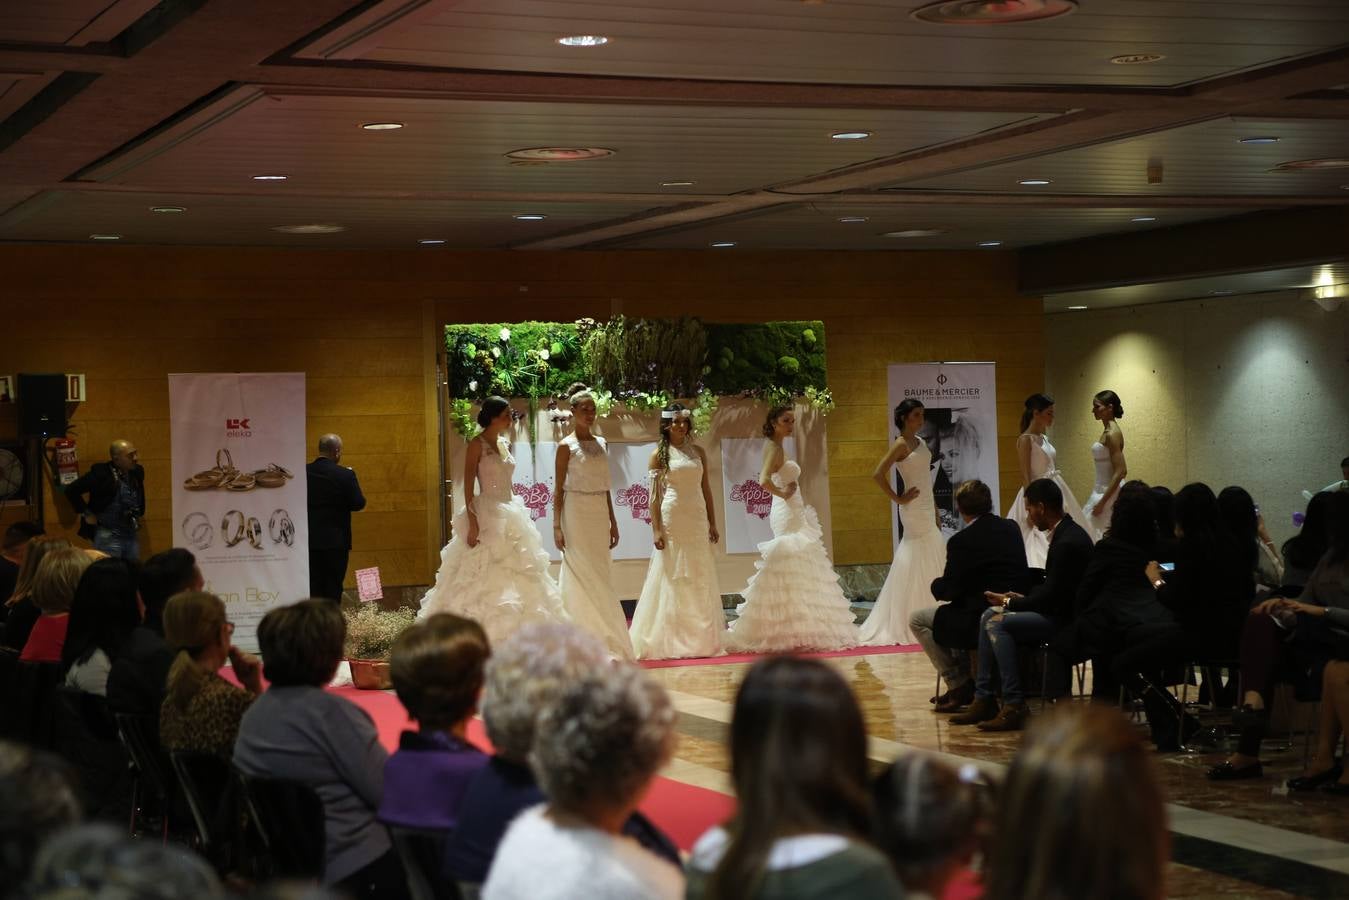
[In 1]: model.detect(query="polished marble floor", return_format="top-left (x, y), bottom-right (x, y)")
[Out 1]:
top-left (646, 650), bottom-right (1349, 899)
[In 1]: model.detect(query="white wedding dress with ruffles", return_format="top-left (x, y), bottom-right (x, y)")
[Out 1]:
top-left (726, 459), bottom-right (859, 653)
top-left (419, 439), bottom-right (568, 646)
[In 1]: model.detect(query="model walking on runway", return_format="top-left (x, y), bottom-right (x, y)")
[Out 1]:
top-left (1005, 393), bottom-right (1090, 567)
top-left (1083, 389), bottom-right (1127, 540)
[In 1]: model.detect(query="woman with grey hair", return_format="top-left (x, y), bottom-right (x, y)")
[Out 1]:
top-left (482, 663), bottom-right (682, 900)
top-left (443, 624), bottom-right (679, 894)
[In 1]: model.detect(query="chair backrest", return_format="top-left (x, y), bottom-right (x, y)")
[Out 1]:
top-left (389, 826), bottom-right (460, 900)
top-left (6, 660), bottom-right (65, 746)
top-left (0, 646), bottom-right (19, 737)
top-left (170, 751), bottom-right (233, 859)
top-left (234, 769), bottom-right (326, 881)
top-left (114, 712), bottom-right (175, 802)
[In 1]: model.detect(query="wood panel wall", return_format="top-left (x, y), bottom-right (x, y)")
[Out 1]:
top-left (0, 246), bottom-right (1044, 586)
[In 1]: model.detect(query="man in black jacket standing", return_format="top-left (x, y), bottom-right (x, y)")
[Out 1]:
top-left (306, 433), bottom-right (366, 603)
top-left (951, 479), bottom-right (1093, 730)
top-left (910, 480), bottom-right (1029, 713)
top-left (64, 440), bottom-right (145, 560)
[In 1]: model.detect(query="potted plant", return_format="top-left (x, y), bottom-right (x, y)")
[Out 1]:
top-left (343, 604), bottom-right (417, 690)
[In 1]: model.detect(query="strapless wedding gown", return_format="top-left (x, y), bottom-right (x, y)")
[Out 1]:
top-left (419, 441), bottom-right (568, 646)
top-left (1005, 434), bottom-right (1092, 567)
top-left (860, 439), bottom-right (947, 646)
top-left (726, 459), bottom-right (859, 653)
top-left (629, 444), bottom-right (726, 660)
top-left (1082, 440), bottom-right (1116, 540)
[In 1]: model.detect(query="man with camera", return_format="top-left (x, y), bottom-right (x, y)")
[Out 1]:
top-left (65, 439), bottom-right (145, 560)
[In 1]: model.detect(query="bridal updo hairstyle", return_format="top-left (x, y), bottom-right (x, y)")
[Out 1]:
top-left (1020, 393), bottom-right (1054, 433)
top-left (762, 405), bottom-right (792, 439)
top-left (565, 382), bottom-right (596, 410)
top-left (1094, 389), bottom-right (1124, 420)
top-left (893, 398), bottom-right (925, 433)
top-left (476, 396), bottom-right (511, 429)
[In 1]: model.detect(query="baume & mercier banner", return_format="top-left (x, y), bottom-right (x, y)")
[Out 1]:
top-left (169, 373), bottom-right (309, 649)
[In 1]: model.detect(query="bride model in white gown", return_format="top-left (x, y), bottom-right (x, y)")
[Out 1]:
top-left (860, 400), bottom-right (948, 646)
top-left (552, 385), bottom-right (634, 660)
top-left (420, 397), bottom-right (568, 647)
top-left (629, 403), bottom-right (725, 660)
top-left (727, 407), bottom-right (858, 653)
top-left (1005, 394), bottom-right (1091, 568)
top-left (1082, 389), bottom-right (1127, 540)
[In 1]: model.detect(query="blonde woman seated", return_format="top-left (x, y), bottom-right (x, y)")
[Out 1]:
top-left (482, 664), bottom-right (682, 900)
top-left (19, 548), bottom-right (92, 663)
top-left (159, 592), bottom-right (263, 757)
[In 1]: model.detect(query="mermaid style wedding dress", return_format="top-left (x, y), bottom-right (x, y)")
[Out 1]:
top-left (419, 439), bottom-right (568, 646)
top-left (727, 459), bottom-right (859, 653)
top-left (1005, 433), bottom-right (1091, 568)
top-left (859, 438), bottom-right (947, 646)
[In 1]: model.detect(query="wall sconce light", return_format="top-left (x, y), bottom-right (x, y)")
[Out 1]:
top-left (1305, 283), bottom-right (1346, 311)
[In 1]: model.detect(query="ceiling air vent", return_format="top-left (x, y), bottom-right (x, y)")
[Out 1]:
top-left (910, 0), bottom-right (1078, 25)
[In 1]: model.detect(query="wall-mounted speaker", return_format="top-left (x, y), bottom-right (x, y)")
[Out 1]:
top-left (17, 373), bottom-right (67, 437)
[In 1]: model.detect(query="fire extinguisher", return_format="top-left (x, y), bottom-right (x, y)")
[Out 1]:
top-left (53, 438), bottom-right (79, 486)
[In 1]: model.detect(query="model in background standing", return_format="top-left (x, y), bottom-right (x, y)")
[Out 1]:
top-left (860, 400), bottom-right (948, 646)
top-left (727, 406), bottom-right (858, 653)
top-left (552, 384), bottom-right (633, 660)
top-left (1083, 390), bottom-right (1128, 541)
top-left (419, 397), bottom-right (567, 646)
top-left (1005, 394), bottom-right (1090, 568)
top-left (629, 403), bottom-right (725, 660)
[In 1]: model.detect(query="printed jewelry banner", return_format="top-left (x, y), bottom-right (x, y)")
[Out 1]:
top-left (886, 362), bottom-right (1000, 548)
top-left (169, 373), bottom-right (309, 650)
top-left (719, 437), bottom-right (796, 555)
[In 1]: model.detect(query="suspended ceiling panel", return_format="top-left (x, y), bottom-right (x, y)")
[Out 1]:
top-left (890, 116), bottom-right (1349, 196)
top-left (612, 202), bottom-right (1261, 251)
top-left (0, 0), bottom-right (160, 46)
top-left (0, 190), bottom-right (663, 248)
top-left (77, 87), bottom-right (1054, 195)
top-left (1045, 262), bottom-right (1349, 312)
top-left (303, 0), bottom-right (1349, 88)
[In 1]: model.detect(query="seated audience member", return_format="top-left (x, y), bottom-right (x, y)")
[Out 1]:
top-left (160, 591), bottom-right (263, 757)
top-left (378, 613), bottom-right (491, 830)
top-left (483, 664), bottom-right (682, 900)
top-left (1211, 491), bottom-right (1349, 780)
top-left (872, 755), bottom-right (989, 900)
top-left (686, 657), bottom-right (903, 900)
top-left (1281, 491), bottom-right (1334, 591)
top-left (25, 823), bottom-right (222, 900)
top-left (1289, 660), bottom-right (1349, 793)
top-left (0, 522), bottom-right (43, 621)
top-left (445, 624), bottom-right (678, 893)
top-left (2, 536), bottom-right (72, 650)
top-left (20, 547), bottom-right (93, 662)
top-left (62, 558), bottom-right (142, 696)
top-left (1150, 486), bottom-right (1179, 564)
top-left (234, 599), bottom-right (402, 899)
top-left (0, 740), bottom-right (82, 890)
top-left (953, 478), bottom-right (1093, 731)
top-left (911, 480), bottom-right (1030, 712)
top-left (984, 706), bottom-right (1168, 900)
top-left (108, 548), bottom-right (203, 716)
top-left (1218, 485), bottom-right (1283, 592)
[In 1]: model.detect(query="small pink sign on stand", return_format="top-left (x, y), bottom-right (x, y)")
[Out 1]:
top-left (355, 567), bottom-right (383, 603)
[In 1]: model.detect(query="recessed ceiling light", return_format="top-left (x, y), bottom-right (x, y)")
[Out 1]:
top-left (837, 216), bottom-right (869, 223)
top-left (977, 240), bottom-right (1003, 248)
top-left (831, 131), bottom-right (871, 140)
top-left (271, 224), bottom-right (345, 234)
top-left (882, 229), bottom-right (944, 238)
top-left (505, 147), bottom-right (615, 161)
top-left (513, 214), bottom-right (547, 221)
top-left (361, 122), bottom-right (404, 131)
top-left (1067, 305), bottom-right (1089, 310)
top-left (89, 233), bottom-right (121, 240)
top-left (1274, 158), bottom-right (1349, 171)
top-left (557, 35), bottom-right (609, 47)
top-left (1130, 216), bottom-right (1157, 222)
top-left (252, 174), bottom-right (287, 181)
top-left (418, 239), bottom-right (446, 245)
top-left (710, 241), bottom-right (737, 248)
top-left (660, 181), bottom-right (695, 187)
top-left (149, 206), bottom-right (186, 214)
top-left (912, 0), bottom-right (1078, 25)
top-left (1238, 136), bottom-right (1279, 144)
top-left (1018, 178), bottom-right (1052, 186)
top-left (1209, 290), bottom-right (1235, 296)
top-left (1110, 53), bottom-right (1165, 65)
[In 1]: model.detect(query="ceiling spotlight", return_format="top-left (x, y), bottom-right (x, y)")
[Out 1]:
top-left (977, 240), bottom-right (1003, 248)
top-left (837, 216), bottom-right (869, 223)
top-left (361, 122), bottom-right (404, 131)
top-left (710, 241), bottom-right (737, 248)
top-left (1237, 136), bottom-right (1279, 144)
top-left (831, 131), bottom-right (871, 140)
top-left (271, 224), bottom-right (345, 234)
top-left (882, 229), bottom-right (944, 238)
top-left (505, 147), bottom-right (615, 161)
top-left (1018, 178), bottom-right (1052, 186)
top-left (1110, 53), bottom-right (1165, 65)
top-left (150, 206), bottom-right (186, 214)
top-left (912, 0), bottom-right (1078, 25)
top-left (660, 181), bottom-right (695, 187)
top-left (252, 174), bottom-right (288, 181)
top-left (1209, 290), bottom-right (1235, 296)
top-left (89, 233), bottom-right (121, 240)
top-left (1067, 305), bottom-right (1089, 310)
top-left (1274, 158), bottom-right (1349, 171)
top-left (418, 239), bottom-right (446, 245)
top-left (513, 214), bottom-right (548, 221)
top-left (557, 35), bottom-right (609, 47)
top-left (1130, 216), bottom-right (1157, 222)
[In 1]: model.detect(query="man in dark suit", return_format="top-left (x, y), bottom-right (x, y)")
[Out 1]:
top-left (306, 433), bottom-right (367, 603)
top-left (64, 439), bottom-right (145, 560)
top-left (951, 478), bottom-right (1093, 730)
top-left (910, 480), bottom-right (1029, 712)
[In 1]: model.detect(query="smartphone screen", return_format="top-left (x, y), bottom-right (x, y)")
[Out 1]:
top-left (1159, 562), bottom-right (1176, 572)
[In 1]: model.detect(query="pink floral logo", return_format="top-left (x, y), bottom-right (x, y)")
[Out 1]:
top-left (731, 479), bottom-right (772, 519)
top-left (615, 483), bottom-right (652, 524)
top-left (512, 482), bottom-right (552, 521)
